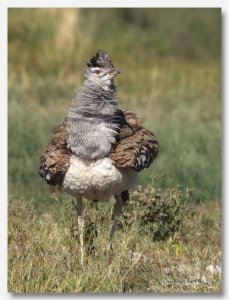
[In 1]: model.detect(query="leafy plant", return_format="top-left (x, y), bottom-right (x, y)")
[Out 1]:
top-left (122, 185), bottom-right (195, 241)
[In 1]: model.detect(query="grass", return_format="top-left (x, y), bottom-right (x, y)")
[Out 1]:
top-left (8, 188), bottom-right (221, 293)
top-left (8, 8), bottom-right (221, 293)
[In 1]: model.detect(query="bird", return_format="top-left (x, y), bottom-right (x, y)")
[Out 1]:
top-left (39, 50), bottom-right (159, 265)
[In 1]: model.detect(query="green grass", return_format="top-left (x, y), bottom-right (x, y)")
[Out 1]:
top-left (8, 8), bottom-right (221, 293)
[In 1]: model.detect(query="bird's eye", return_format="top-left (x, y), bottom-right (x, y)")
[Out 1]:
top-left (95, 69), bottom-right (100, 75)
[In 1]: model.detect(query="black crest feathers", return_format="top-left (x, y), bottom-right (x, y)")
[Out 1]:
top-left (87, 50), bottom-right (114, 69)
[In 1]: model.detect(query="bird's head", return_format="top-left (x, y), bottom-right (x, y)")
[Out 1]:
top-left (85, 50), bottom-right (121, 89)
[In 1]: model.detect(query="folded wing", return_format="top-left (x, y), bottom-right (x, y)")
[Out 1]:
top-left (39, 119), bottom-right (70, 185)
top-left (110, 111), bottom-right (159, 172)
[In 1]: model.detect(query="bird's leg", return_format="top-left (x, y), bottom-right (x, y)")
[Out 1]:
top-left (107, 195), bottom-right (123, 252)
top-left (75, 196), bottom-right (84, 266)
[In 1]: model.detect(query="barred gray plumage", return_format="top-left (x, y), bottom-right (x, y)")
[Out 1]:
top-left (67, 74), bottom-right (123, 159)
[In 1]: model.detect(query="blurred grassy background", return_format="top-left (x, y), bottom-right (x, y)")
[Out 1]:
top-left (8, 8), bottom-right (221, 206)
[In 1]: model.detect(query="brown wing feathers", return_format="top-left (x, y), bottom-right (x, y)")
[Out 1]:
top-left (39, 111), bottom-right (159, 186)
top-left (111, 111), bottom-right (159, 172)
top-left (39, 119), bottom-right (70, 185)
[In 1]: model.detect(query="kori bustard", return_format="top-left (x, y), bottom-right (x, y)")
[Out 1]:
top-left (39, 50), bottom-right (159, 265)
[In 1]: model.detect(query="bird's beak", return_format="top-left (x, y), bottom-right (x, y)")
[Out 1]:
top-left (109, 68), bottom-right (121, 76)
top-left (114, 68), bottom-right (121, 75)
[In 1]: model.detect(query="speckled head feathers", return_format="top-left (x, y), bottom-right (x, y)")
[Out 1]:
top-left (87, 50), bottom-right (114, 69)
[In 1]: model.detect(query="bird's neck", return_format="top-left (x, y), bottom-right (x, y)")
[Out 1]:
top-left (80, 79), bottom-right (117, 105)
top-left (66, 80), bottom-right (120, 160)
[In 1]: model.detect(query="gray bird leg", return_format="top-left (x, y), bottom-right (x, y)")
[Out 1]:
top-left (107, 195), bottom-right (123, 251)
top-left (76, 196), bottom-right (84, 266)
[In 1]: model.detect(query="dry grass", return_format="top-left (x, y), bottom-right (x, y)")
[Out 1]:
top-left (8, 187), bottom-right (221, 293)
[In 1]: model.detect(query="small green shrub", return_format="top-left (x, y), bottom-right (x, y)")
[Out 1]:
top-left (122, 185), bottom-right (195, 241)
